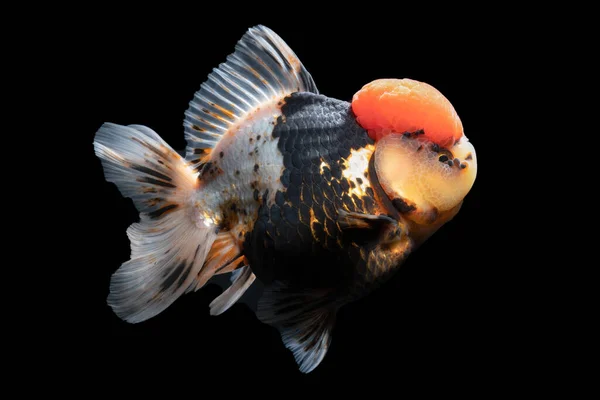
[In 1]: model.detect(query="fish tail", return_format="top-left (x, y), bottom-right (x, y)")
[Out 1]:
top-left (94, 123), bottom-right (218, 323)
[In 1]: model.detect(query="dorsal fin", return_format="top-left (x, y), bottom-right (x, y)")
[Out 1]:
top-left (184, 25), bottom-right (319, 169)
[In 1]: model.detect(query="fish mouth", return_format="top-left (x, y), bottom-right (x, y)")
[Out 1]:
top-left (371, 133), bottom-right (477, 225)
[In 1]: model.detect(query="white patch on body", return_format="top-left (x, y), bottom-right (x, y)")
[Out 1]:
top-left (340, 145), bottom-right (374, 197)
top-left (319, 159), bottom-right (329, 174)
top-left (192, 100), bottom-right (285, 228)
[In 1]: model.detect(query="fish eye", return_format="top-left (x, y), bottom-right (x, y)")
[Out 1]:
top-left (436, 149), bottom-right (454, 165)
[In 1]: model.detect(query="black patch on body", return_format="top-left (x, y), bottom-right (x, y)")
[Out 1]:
top-left (244, 93), bottom-right (384, 290)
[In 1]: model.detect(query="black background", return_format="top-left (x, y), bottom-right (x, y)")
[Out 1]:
top-left (63, 9), bottom-right (532, 391)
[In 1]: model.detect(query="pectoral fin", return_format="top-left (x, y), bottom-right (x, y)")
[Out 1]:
top-left (337, 209), bottom-right (409, 247)
top-left (337, 209), bottom-right (395, 230)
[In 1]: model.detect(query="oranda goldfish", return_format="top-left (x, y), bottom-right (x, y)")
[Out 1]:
top-left (94, 25), bottom-right (477, 373)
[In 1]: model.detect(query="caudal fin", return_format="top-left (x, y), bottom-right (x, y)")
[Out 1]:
top-left (94, 123), bottom-right (218, 323)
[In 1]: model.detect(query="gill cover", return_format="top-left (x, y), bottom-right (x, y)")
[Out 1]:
top-left (374, 134), bottom-right (477, 223)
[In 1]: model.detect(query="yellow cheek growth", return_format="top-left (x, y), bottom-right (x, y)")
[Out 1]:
top-left (374, 134), bottom-right (477, 220)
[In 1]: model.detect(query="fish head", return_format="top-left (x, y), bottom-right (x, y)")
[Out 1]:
top-left (352, 78), bottom-right (477, 229)
top-left (372, 132), bottom-right (477, 227)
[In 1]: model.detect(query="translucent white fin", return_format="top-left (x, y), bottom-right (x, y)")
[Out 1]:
top-left (192, 232), bottom-right (244, 292)
top-left (229, 266), bottom-right (246, 283)
top-left (209, 265), bottom-right (256, 316)
top-left (184, 25), bottom-right (318, 169)
top-left (94, 123), bottom-right (218, 323)
top-left (257, 282), bottom-right (337, 373)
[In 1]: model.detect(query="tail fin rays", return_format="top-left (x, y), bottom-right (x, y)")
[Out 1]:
top-left (94, 123), bottom-right (218, 323)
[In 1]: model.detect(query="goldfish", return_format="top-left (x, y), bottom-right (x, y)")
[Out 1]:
top-left (94, 25), bottom-right (477, 373)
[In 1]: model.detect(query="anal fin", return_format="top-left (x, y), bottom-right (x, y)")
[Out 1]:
top-left (209, 265), bottom-right (256, 316)
top-left (257, 282), bottom-right (338, 373)
top-left (191, 231), bottom-right (244, 292)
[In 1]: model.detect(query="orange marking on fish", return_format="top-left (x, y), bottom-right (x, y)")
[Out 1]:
top-left (202, 107), bottom-right (231, 123)
top-left (352, 79), bottom-right (463, 147)
top-left (145, 198), bottom-right (164, 207)
top-left (309, 208), bottom-right (320, 242)
top-left (196, 117), bottom-right (217, 130)
top-left (212, 103), bottom-right (236, 120)
top-left (247, 67), bottom-right (267, 85)
top-left (322, 202), bottom-right (334, 220)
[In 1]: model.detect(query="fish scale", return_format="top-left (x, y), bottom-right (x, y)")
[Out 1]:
top-left (244, 92), bottom-right (383, 290)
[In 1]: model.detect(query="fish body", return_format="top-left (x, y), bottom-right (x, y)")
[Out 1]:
top-left (94, 26), bottom-right (477, 373)
top-left (198, 91), bottom-right (404, 290)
